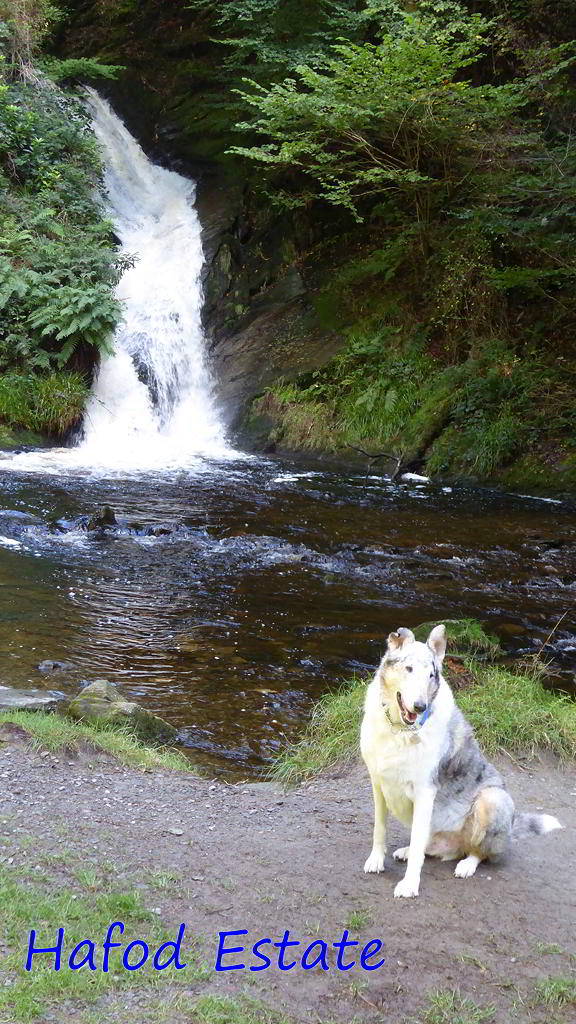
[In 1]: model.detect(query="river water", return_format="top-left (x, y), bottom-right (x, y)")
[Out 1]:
top-left (0, 463), bottom-right (574, 773)
top-left (0, 96), bottom-right (574, 775)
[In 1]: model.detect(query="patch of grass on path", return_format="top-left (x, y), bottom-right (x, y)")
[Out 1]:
top-left (0, 865), bottom-right (202, 1023)
top-left (532, 976), bottom-right (576, 1009)
top-left (416, 988), bottom-right (496, 1024)
top-left (0, 712), bottom-right (190, 772)
top-left (192, 995), bottom-right (295, 1024)
top-left (271, 623), bottom-right (576, 785)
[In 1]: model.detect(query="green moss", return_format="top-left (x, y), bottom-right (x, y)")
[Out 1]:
top-left (0, 423), bottom-right (49, 450)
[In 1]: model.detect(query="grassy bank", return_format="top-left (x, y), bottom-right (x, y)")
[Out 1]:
top-left (0, 712), bottom-right (190, 772)
top-left (0, 373), bottom-right (88, 437)
top-left (271, 622), bottom-right (576, 785)
top-left (247, 337), bottom-right (576, 489)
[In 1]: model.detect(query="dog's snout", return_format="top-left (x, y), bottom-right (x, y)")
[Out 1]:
top-left (413, 700), bottom-right (427, 714)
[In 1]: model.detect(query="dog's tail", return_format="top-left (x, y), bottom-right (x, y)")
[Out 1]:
top-left (512, 812), bottom-right (563, 839)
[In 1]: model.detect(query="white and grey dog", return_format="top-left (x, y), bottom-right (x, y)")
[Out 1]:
top-left (361, 624), bottom-right (562, 899)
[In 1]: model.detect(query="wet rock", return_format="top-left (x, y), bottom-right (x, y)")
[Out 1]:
top-left (67, 680), bottom-right (178, 745)
top-left (0, 685), bottom-right (66, 711)
top-left (37, 660), bottom-right (76, 675)
top-left (1, 509), bottom-right (43, 524)
top-left (87, 506), bottom-right (117, 531)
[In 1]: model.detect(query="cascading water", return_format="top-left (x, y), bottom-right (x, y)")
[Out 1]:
top-left (0, 91), bottom-right (232, 475)
top-left (79, 90), bottom-right (229, 468)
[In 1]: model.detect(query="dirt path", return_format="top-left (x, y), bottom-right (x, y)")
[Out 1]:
top-left (0, 731), bottom-right (574, 1023)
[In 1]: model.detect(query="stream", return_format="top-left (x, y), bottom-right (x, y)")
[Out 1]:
top-left (0, 461), bottom-right (574, 774)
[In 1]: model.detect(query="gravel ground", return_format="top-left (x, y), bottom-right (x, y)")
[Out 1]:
top-left (0, 726), bottom-right (574, 1023)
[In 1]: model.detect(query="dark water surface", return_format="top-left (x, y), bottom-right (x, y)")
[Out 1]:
top-left (0, 456), bottom-right (574, 774)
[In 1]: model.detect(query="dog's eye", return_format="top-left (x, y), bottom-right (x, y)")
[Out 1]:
top-left (406, 666), bottom-right (413, 673)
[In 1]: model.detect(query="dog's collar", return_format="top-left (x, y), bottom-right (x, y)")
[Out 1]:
top-left (418, 705), bottom-right (433, 726)
top-left (384, 704), bottom-right (433, 731)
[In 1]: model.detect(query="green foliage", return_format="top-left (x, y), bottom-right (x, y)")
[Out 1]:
top-left (0, 12), bottom-right (122, 396)
top-left (0, 1), bottom-right (61, 65)
top-left (258, 330), bottom-right (575, 476)
top-left (187, 0), bottom-right (399, 78)
top-left (39, 57), bottom-right (125, 83)
top-left (216, 0), bottom-right (576, 479)
top-left (0, 372), bottom-right (88, 435)
top-left (231, 14), bottom-right (511, 221)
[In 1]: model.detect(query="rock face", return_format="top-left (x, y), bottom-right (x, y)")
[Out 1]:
top-left (67, 680), bottom-right (178, 745)
top-left (0, 685), bottom-right (66, 712)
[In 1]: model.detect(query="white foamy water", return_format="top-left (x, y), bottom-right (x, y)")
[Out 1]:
top-left (0, 91), bottom-right (234, 476)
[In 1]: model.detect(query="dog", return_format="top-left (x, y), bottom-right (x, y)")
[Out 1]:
top-left (360, 624), bottom-right (562, 898)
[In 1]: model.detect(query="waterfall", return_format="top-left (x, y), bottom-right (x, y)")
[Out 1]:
top-left (0, 91), bottom-right (232, 476)
top-left (75, 90), bottom-right (229, 468)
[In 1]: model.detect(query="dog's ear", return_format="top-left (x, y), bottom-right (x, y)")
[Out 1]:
top-left (387, 627), bottom-right (415, 651)
top-left (427, 624), bottom-right (446, 664)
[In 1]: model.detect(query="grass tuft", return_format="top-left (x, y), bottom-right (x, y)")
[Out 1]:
top-left (192, 995), bottom-right (295, 1024)
top-left (417, 988), bottom-right (495, 1024)
top-left (532, 976), bottom-right (576, 1008)
top-left (271, 677), bottom-right (366, 786)
top-left (0, 711), bottom-right (191, 771)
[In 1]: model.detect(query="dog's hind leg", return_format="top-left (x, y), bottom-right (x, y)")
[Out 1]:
top-left (454, 854), bottom-right (481, 878)
top-left (392, 846), bottom-right (410, 861)
top-left (364, 780), bottom-right (388, 873)
top-left (457, 786), bottom-right (515, 878)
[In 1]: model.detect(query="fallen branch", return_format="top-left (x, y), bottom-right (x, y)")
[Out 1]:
top-left (346, 445), bottom-right (403, 481)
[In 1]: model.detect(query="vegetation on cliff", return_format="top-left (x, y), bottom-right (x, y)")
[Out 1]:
top-left (0, 1), bottom-right (121, 436)
top-left (207, 0), bottom-right (576, 483)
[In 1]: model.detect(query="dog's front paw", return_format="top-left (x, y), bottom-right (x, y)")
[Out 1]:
top-left (364, 850), bottom-right (386, 873)
top-left (394, 876), bottom-right (419, 899)
top-left (393, 846), bottom-right (410, 861)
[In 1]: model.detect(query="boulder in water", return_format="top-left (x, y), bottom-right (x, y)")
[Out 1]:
top-left (67, 680), bottom-right (178, 745)
top-left (0, 685), bottom-right (66, 712)
top-left (87, 506), bottom-right (117, 531)
top-left (37, 660), bottom-right (76, 675)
